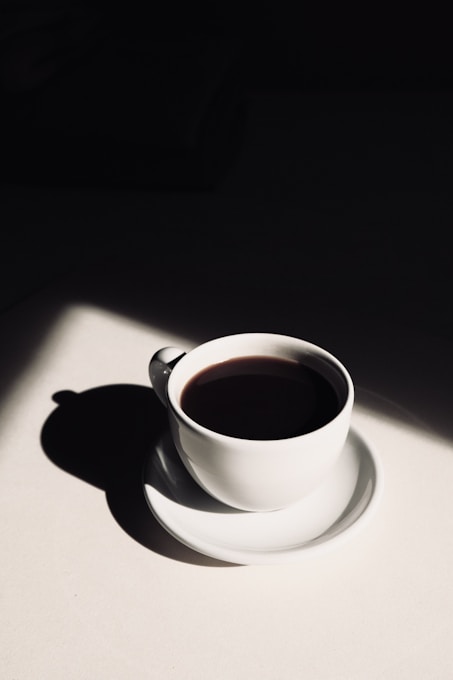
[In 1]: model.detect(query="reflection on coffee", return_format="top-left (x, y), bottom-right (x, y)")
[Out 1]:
top-left (180, 356), bottom-right (342, 440)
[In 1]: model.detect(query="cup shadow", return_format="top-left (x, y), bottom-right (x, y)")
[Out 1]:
top-left (40, 383), bottom-right (236, 567)
top-left (146, 429), bottom-right (242, 513)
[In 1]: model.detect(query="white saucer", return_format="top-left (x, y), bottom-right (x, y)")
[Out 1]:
top-left (143, 426), bottom-right (383, 565)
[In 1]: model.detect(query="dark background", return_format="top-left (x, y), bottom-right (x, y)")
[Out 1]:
top-left (1, 4), bottom-right (452, 368)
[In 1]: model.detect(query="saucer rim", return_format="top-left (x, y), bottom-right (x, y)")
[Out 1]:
top-left (143, 425), bottom-right (383, 565)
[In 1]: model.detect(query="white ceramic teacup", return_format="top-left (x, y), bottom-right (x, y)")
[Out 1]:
top-left (149, 333), bottom-right (354, 512)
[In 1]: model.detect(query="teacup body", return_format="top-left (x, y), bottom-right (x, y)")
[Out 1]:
top-left (151, 333), bottom-right (354, 512)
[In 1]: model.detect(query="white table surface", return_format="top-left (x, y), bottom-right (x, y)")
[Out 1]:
top-left (2, 91), bottom-right (453, 679)
top-left (1, 284), bottom-right (452, 680)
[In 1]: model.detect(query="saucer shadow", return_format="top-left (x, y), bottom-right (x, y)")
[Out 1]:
top-left (40, 384), bottom-right (235, 566)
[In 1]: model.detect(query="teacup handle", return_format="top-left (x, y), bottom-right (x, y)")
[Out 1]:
top-left (149, 347), bottom-right (186, 406)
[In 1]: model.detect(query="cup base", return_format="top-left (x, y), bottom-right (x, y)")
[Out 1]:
top-left (143, 425), bottom-right (383, 565)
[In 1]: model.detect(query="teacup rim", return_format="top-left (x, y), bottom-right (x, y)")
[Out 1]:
top-left (166, 332), bottom-right (354, 445)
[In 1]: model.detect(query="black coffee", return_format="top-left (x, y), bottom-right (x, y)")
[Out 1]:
top-left (180, 356), bottom-right (342, 440)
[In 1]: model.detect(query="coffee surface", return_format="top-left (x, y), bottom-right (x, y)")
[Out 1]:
top-left (180, 356), bottom-right (341, 440)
